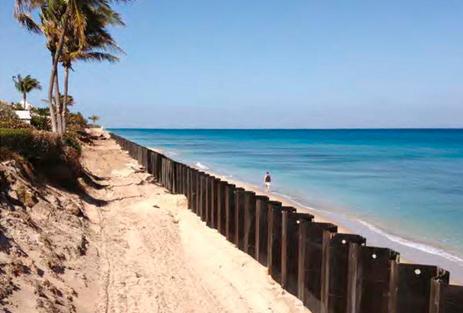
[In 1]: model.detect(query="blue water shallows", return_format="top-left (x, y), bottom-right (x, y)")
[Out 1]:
top-left (111, 129), bottom-right (463, 278)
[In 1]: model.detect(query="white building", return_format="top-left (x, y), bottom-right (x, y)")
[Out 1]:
top-left (19, 100), bottom-right (33, 110)
top-left (15, 110), bottom-right (32, 124)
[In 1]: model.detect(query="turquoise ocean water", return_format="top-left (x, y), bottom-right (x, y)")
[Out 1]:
top-left (111, 129), bottom-right (463, 280)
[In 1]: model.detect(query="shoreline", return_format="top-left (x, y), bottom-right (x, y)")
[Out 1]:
top-left (152, 149), bottom-right (463, 284)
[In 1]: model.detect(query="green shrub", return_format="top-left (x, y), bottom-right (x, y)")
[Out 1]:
top-left (63, 132), bottom-right (82, 155)
top-left (67, 112), bottom-right (88, 132)
top-left (0, 120), bottom-right (33, 129)
top-left (31, 115), bottom-right (51, 131)
top-left (0, 128), bottom-right (91, 192)
top-left (31, 107), bottom-right (50, 116)
top-left (10, 103), bottom-right (24, 110)
top-left (0, 102), bottom-right (19, 120)
top-left (0, 102), bottom-right (32, 129)
top-left (0, 129), bottom-right (61, 161)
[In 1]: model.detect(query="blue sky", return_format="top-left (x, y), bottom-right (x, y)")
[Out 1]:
top-left (1, 0), bottom-right (463, 128)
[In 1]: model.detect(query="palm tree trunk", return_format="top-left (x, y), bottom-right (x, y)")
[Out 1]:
top-left (54, 67), bottom-right (63, 135)
top-left (48, 59), bottom-right (58, 133)
top-left (22, 93), bottom-right (27, 109)
top-left (62, 65), bottom-right (70, 134)
top-left (48, 8), bottom-right (70, 134)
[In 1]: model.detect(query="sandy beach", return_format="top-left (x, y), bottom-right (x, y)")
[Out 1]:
top-left (1, 131), bottom-right (315, 312)
top-left (79, 133), bottom-right (311, 312)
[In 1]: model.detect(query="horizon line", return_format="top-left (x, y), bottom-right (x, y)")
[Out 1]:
top-left (107, 127), bottom-right (463, 130)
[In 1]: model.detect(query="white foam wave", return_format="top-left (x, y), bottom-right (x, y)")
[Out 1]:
top-left (195, 162), bottom-right (209, 170)
top-left (273, 191), bottom-right (463, 266)
top-left (357, 219), bottom-right (463, 265)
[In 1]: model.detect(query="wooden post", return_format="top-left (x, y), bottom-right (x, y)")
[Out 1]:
top-left (267, 201), bottom-right (283, 282)
top-left (234, 188), bottom-right (246, 249)
top-left (193, 170), bottom-right (199, 214)
top-left (146, 150), bottom-right (152, 174)
top-left (357, 246), bottom-right (400, 313)
top-left (281, 211), bottom-right (313, 296)
top-left (225, 184), bottom-right (236, 242)
top-left (156, 154), bottom-right (162, 182)
top-left (280, 207), bottom-right (297, 287)
top-left (430, 280), bottom-right (463, 313)
top-left (211, 177), bottom-right (219, 229)
top-left (243, 191), bottom-right (257, 256)
top-left (255, 195), bottom-right (269, 266)
top-left (298, 221), bottom-right (337, 313)
top-left (185, 166), bottom-right (191, 208)
top-left (328, 233), bottom-right (366, 313)
top-left (172, 162), bottom-right (178, 194)
top-left (205, 175), bottom-right (212, 226)
top-left (396, 264), bottom-right (448, 313)
top-left (182, 164), bottom-right (188, 196)
top-left (199, 173), bottom-right (207, 222)
top-left (160, 157), bottom-right (165, 187)
top-left (192, 169), bottom-right (198, 213)
top-left (217, 181), bottom-right (227, 236)
top-left (185, 166), bottom-right (190, 206)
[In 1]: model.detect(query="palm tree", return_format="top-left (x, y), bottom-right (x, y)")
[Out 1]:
top-left (59, 5), bottom-right (124, 133)
top-left (14, 0), bottom-right (131, 134)
top-left (88, 115), bottom-right (100, 126)
top-left (12, 74), bottom-right (42, 109)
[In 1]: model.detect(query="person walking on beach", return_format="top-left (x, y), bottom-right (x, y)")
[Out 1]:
top-left (264, 171), bottom-right (272, 192)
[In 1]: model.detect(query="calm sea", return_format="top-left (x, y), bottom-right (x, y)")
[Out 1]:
top-left (110, 129), bottom-right (463, 280)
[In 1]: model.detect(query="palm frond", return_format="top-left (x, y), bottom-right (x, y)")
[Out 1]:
top-left (77, 51), bottom-right (119, 63)
top-left (15, 12), bottom-right (42, 33)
